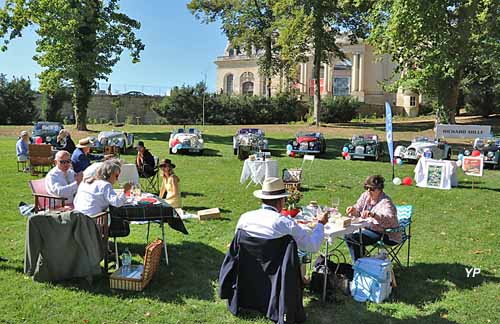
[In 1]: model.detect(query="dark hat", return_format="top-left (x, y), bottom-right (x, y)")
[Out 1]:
top-left (158, 158), bottom-right (176, 169)
top-left (136, 141), bottom-right (145, 148)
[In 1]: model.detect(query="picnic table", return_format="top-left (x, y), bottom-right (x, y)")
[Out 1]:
top-left (240, 158), bottom-right (279, 187)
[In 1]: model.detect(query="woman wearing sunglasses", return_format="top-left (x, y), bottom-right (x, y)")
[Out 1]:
top-left (344, 175), bottom-right (400, 261)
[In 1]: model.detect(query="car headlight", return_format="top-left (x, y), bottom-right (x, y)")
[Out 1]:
top-left (292, 141), bottom-right (298, 146)
top-left (487, 151), bottom-right (494, 158)
top-left (464, 150), bottom-right (471, 156)
top-left (46, 136), bottom-right (52, 142)
top-left (348, 144), bottom-right (354, 149)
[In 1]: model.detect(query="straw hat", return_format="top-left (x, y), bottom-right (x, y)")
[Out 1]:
top-left (76, 137), bottom-right (93, 148)
top-left (253, 177), bottom-right (290, 200)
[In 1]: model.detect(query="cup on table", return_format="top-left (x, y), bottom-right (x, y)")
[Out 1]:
top-left (331, 197), bottom-right (340, 212)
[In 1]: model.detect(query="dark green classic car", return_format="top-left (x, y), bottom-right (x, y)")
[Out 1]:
top-left (342, 134), bottom-right (383, 161)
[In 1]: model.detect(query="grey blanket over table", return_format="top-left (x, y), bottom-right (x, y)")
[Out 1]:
top-left (24, 210), bottom-right (103, 282)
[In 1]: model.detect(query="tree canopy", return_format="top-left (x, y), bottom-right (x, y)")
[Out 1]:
top-left (0, 0), bottom-right (145, 130)
top-left (0, 74), bottom-right (37, 124)
top-left (368, 0), bottom-right (500, 123)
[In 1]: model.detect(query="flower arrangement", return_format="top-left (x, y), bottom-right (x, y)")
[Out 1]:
top-left (286, 190), bottom-right (303, 210)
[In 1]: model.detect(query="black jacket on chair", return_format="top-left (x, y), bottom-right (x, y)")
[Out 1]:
top-left (137, 149), bottom-right (156, 178)
top-left (219, 230), bottom-right (306, 324)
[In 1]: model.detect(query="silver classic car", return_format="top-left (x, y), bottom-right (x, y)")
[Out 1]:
top-left (394, 136), bottom-right (451, 162)
top-left (169, 128), bottom-right (204, 154)
top-left (233, 128), bottom-right (269, 160)
top-left (91, 130), bottom-right (135, 153)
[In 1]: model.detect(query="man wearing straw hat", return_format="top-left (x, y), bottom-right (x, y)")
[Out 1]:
top-left (71, 137), bottom-right (103, 174)
top-left (236, 177), bottom-right (328, 255)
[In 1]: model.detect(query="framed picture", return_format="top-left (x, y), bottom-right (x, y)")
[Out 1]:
top-left (424, 161), bottom-right (446, 189)
top-left (462, 156), bottom-right (483, 177)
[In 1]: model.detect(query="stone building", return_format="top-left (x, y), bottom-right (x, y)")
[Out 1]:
top-left (215, 37), bottom-right (420, 116)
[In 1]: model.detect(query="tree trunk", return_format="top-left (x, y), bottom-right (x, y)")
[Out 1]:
top-left (444, 79), bottom-right (460, 124)
top-left (73, 81), bottom-right (91, 131)
top-left (313, 48), bottom-right (322, 126)
top-left (265, 37), bottom-right (272, 98)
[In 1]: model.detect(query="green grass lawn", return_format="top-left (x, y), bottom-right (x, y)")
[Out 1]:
top-left (1, 122), bottom-right (499, 324)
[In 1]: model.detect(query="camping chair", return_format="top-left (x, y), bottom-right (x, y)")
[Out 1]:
top-left (17, 159), bottom-right (28, 172)
top-left (104, 145), bottom-right (120, 158)
top-left (139, 156), bottom-right (159, 194)
top-left (28, 178), bottom-right (68, 212)
top-left (28, 144), bottom-right (54, 175)
top-left (371, 205), bottom-right (413, 267)
top-left (282, 168), bottom-right (303, 192)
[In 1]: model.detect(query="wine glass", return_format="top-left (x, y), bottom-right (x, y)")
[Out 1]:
top-left (331, 197), bottom-right (340, 211)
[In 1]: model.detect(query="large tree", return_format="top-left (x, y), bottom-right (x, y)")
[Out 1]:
top-left (188, 0), bottom-right (279, 98)
top-left (368, 0), bottom-right (500, 124)
top-left (0, 74), bottom-right (37, 124)
top-left (0, 0), bottom-right (144, 130)
top-left (274, 0), bottom-right (368, 125)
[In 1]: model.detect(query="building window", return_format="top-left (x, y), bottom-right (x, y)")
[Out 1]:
top-left (410, 96), bottom-right (416, 107)
top-left (228, 48), bottom-right (234, 57)
top-left (320, 66), bottom-right (325, 79)
top-left (225, 74), bottom-right (233, 95)
top-left (240, 72), bottom-right (254, 83)
top-left (242, 82), bottom-right (254, 95)
top-left (333, 77), bottom-right (350, 96)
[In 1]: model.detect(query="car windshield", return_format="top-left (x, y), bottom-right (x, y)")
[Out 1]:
top-left (413, 136), bottom-right (432, 143)
top-left (35, 123), bottom-right (61, 132)
top-left (352, 134), bottom-right (377, 142)
top-left (239, 128), bottom-right (260, 135)
top-left (297, 132), bottom-right (317, 137)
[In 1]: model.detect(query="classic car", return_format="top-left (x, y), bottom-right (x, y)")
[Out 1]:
top-left (91, 130), bottom-right (135, 153)
top-left (233, 128), bottom-right (269, 160)
top-left (394, 136), bottom-right (452, 162)
top-left (169, 128), bottom-right (204, 154)
top-left (31, 122), bottom-right (64, 146)
top-left (462, 137), bottom-right (500, 168)
top-left (286, 131), bottom-right (326, 156)
top-left (342, 134), bottom-right (383, 160)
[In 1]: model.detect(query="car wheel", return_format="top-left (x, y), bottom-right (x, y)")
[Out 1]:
top-left (233, 148), bottom-right (237, 155)
top-left (169, 147), bottom-right (173, 154)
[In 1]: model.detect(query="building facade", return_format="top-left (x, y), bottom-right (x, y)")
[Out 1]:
top-left (215, 38), bottom-right (420, 116)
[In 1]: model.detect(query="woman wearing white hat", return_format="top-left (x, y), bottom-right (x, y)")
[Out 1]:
top-left (236, 177), bottom-right (328, 254)
top-left (16, 130), bottom-right (30, 161)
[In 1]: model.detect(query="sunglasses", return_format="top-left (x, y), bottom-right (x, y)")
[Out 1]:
top-left (58, 159), bottom-right (72, 164)
top-left (364, 186), bottom-right (380, 192)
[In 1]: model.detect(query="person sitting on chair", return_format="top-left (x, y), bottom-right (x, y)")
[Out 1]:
top-left (345, 175), bottom-right (400, 261)
top-left (71, 137), bottom-right (103, 174)
top-left (56, 129), bottom-right (76, 154)
top-left (158, 159), bottom-right (181, 208)
top-left (74, 160), bottom-right (131, 217)
top-left (135, 141), bottom-right (155, 178)
top-left (45, 150), bottom-right (82, 205)
top-left (16, 130), bottom-right (30, 161)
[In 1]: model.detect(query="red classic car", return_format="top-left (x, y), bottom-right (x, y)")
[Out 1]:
top-left (286, 131), bottom-right (326, 156)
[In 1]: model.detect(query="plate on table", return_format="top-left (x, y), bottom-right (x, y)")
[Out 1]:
top-left (138, 197), bottom-right (159, 205)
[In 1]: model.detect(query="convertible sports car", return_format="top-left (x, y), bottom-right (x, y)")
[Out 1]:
top-left (233, 128), bottom-right (269, 160)
top-left (31, 122), bottom-right (64, 146)
top-left (169, 128), bottom-right (204, 154)
top-left (394, 136), bottom-right (451, 162)
top-left (287, 131), bottom-right (326, 156)
top-left (462, 137), bottom-right (500, 168)
top-left (91, 130), bottom-right (134, 153)
top-left (342, 134), bottom-right (383, 160)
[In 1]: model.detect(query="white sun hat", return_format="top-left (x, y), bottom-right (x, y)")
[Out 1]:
top-left (253, 177), bottom-right (290, 200)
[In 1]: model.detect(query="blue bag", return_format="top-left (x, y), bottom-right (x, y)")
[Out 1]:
top-left (350, 257), bottom-right (392, 303)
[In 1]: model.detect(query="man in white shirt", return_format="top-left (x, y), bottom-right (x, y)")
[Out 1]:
top-left (45, 150), bottom-right (82, 204)
top-left (236, 177), bottom-right (328, 282)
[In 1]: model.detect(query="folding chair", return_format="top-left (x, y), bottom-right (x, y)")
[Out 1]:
top-left (371, 205), bottom-right (413, 267)
top-left (139, 156), bottom-right (159, 195)
top-left (28, 178), bottom-right (68, 211)
top-left (28, 144), bottom-right (54, 176)
top-left (17, 159), bottom-right (28, 172)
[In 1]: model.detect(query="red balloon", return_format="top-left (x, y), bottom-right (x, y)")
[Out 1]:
top-left (35, 136), bottom-right (43, 144)
top-left (342, 151), bottom-right (349, 157)
top-left (471, 150), bottom-right (481, 157)
top-left (290, 151), bottom-right (296, 157)
top-left (402, 177), bottom-right (413, 186)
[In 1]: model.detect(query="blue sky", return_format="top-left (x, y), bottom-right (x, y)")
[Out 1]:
top-left (0, 0), bottom-right (227, 94)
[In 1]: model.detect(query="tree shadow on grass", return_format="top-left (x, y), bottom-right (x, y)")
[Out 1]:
top-left (181, 191), bottom-right (204, 198)
top-left (54, 241), bottom-right (225, 303)
top-left (390, 262), bottom-right (500, 307)
top-left (457, 185), bottom-right (500, 193)
top-left (132, 132), bottom-right (170, 142)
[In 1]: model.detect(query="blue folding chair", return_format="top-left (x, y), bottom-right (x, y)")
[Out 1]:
top-left (373, 205), bottom-right (413, 267)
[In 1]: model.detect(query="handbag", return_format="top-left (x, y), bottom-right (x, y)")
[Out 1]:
top-left (310, 254), bottom-right (353, 298)
top-left (108, 216), bottom-right (130, 237)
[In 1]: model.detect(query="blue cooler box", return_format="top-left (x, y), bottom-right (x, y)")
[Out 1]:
top-left (350, 257), bottom-right (392, 303)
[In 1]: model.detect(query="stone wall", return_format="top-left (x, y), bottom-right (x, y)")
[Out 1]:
top-left (36, 94), bottom-right (164, 125)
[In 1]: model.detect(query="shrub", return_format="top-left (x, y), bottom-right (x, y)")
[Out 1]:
top-left (320, 96), bottom-right (360, 123)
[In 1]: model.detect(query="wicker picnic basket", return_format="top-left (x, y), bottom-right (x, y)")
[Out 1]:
top-left (109, 239), bottom-right (163, 291)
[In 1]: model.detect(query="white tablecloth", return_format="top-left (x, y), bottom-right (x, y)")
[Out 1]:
top-left (240, 159), bottom-right (279, 186)
top-left (118, 163), bottom-right (139, 185)
top-left (414, 158), bottom-right (458, 190)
